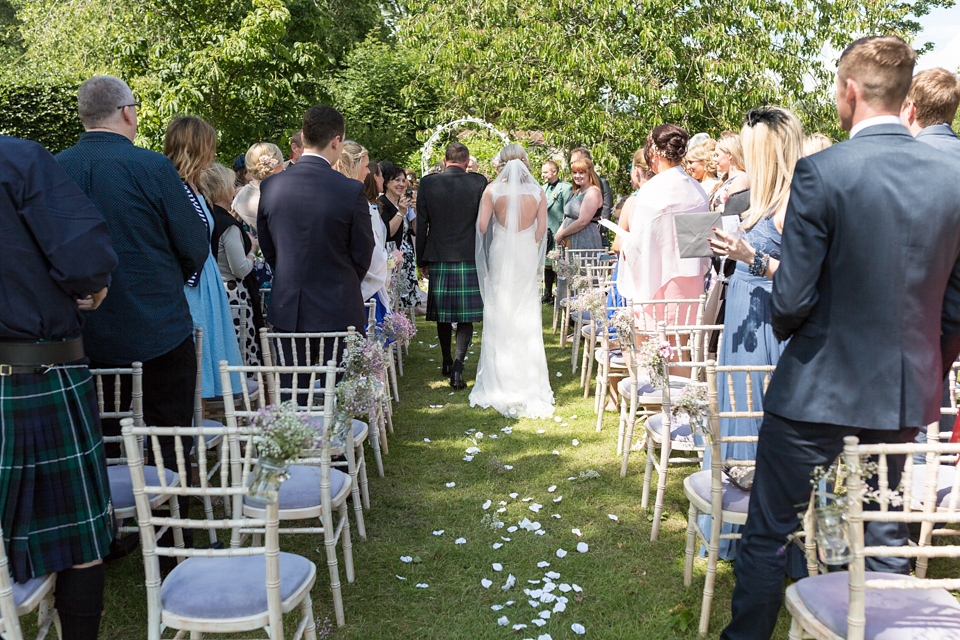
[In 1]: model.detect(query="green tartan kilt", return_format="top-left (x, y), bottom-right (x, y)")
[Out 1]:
top-left (426, 261), bottom-right (484, 323)
top-left (0, 366), bottom-right (114, 582)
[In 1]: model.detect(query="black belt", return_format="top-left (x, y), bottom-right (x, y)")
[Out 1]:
top-left (0, 337), bottom-right (84, 375)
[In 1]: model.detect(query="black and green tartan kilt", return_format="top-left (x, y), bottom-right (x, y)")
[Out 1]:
top-left (0, 366), bottom-right (114, 582)
top-left (426, 261), bottom-right (484, 323)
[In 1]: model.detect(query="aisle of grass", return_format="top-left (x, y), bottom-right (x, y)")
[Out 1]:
top-left (95, 306), bottom-right (791, 639)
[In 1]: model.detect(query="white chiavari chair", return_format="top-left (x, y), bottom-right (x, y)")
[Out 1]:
top-left (0, 521), bottom-right (58, 640)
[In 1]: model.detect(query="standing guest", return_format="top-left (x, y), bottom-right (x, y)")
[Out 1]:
top-left (612, 148), bottom-right (655, 255)
top-left (416, 142), bottom-right (488, 389)
top-left (1, 135), bottom-right (118, 640)
top-left (616, 124), bottom-right (709, 324)
top-left (553, 155), bottom-right (604, 250)
top-left (364, 162), bottom-right (392, 321)
top-left (801, 133), bottom-right (833, 156)
top-left (900, 66), bottom-right (960, 160)
top-left (57, 75), bottom-right (208, 471)
top-left (233, 142), bottom-right (284, 233)
top-left (569, 147), bottom-right (614, 245)
top-left (720, 36), bottom-right (960, 640)
top-left (289, 128), bottom-right (304, 165)
top-left (232, 155), bottom-right (251, 187)
top-left (201, 162), bottom-right (265, 367)
top-left (163, 117), bottom-right (243, 398)
top-left (380, 162), bottom-right (420, 310)
top-left (703, 106), bottom-right (804, 561)
top-left (467, 156), bottom-right (480, 173)
top-left (541, 159), bottom-right (572, 304)
top-left (684, 138), bottom-right (721, 195)
top-left (257, 105), bottom-right (374, 366)
top-left (710, 132), bottom-right (749, 211)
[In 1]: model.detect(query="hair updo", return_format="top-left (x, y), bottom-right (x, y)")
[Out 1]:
top-left (646, 124), bottom-right (689, 165)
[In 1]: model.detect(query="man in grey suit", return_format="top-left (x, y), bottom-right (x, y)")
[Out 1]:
top-left (901, 67), bottom-right (960, 159)
top-left (722, 36), bottom-right (960, 640)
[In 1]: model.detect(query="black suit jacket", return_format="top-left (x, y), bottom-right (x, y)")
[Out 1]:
top-left (415, 166), bottom-right (488, 266)
top-left (766, 123), bottom-right (960, 429)
top-left (257, 155), bottom-right (374, 332)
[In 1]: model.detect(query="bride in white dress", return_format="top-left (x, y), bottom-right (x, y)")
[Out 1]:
top-left (469, 145), bottom-right (555, 419)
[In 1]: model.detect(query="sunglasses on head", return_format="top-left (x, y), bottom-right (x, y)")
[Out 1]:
top-left (744, 107), bottom-right (788, 128)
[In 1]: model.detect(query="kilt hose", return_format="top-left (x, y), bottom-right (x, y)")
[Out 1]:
top-left (426, 261), bottom-right (484, 323)
top-left (0, 366), bottom-right (114, 582)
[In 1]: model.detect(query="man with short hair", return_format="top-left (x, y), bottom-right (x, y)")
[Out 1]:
top-left (722, 36), bottom-right (960, 639)
top-left (569, 147), bottom-right (614, 246)
top-left (901, 67), bottom-right (960, 160)
top-left (57, 75), bottom-right (208, 465)
top-left (416, 142), bottom-right (488, 389)
top-left (541, 160), bottom-right (572, 304)
top-left (288, 128), bottom-right (304, 166)
top-left (257, 105), bottom-right (374, 342)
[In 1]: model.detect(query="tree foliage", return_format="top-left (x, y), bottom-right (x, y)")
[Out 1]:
top-left (393, 0), bottom-right (953, 190)
top-left (0, 83), bottom-right (83, 152)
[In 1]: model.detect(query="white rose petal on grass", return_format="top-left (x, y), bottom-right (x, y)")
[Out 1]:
top-left (481, 578), bottom-right (493, 588)
top-left (608, 514), bottom-right (619, 521)
top-left (433, 529), bottom-right (444, 536)
top-left (571, 414), bottom-right (578, 419)
top-left (482, 500), bottom-right (492, 510)
top-left (558, 583), bottom-right (572, 592)
top-left (538, 634), bottom-right (553, 640)
top-left (501, 426), bottom-right (513, 434)
top-left (455, 537), bottom-right (466, 545)
top-left (551, 514), bottom-right (561, 519)
top-left (556, 372), bottom-right (562, 377)
top-left (552, 450), bottom-right (560, 455)
top-left (539, 610), bottom-right (552, 619)
top-left (489, 434), bottom-right (498, 439)
top-left (491, 604), bottom-right (504, 611)
top-left (547, 485), bottom-right (557, 493)
top-left (545, 570), bottom-right (561, 580)
top-left (532, 618), bottom-right (547, 627)
top-left (466, 446), bottom-right (481, 454)
top-left (572, 528), bottom-right (582, 537)
top-left (503, 465), bottom-right (514, 470)
top-left (501, 536), bottom-right (511, 541)
top-left (522, 497), bottom-right (533, 502)
top-left (553, 496), bottom-right (563, 503)
top-left (492, 563), bottom-right (503, 571)
top-left (572, 584), bottom-right (583, 592)
top-left (400, 556), bottom-right (412, 563)
top-left (553, 602), bottom-right (567, 613)
top-left (423, 438), bottom-right (431, 442)
top-left (502, 574), bottom-right (516, 590)
top-left (577, 542), bottom-right (589, 553)
top-left (537, 561), bottom-right (550, 568)
top-left (556, 548), bottom-right (568, 558)
top-left (463, 455), bottom-right (474, 461)
top-left (529, 503), bottom-right (543, 513)
top-left (509, 492), bottom-right (519, 499)
top-left (537, 429), bottom-right (546, 434)
top-left (572, 439), bottom-right (580, 446)
top-left (497, 507), bottom-right (507, 513)
top-left (446, 482), bottom-right (456, 488)
top-left (554, 417), bottom-right (563, 423)
top-left (415, 583), bottom-right (429, 588)
top-left (498, 616), bottom-right (509, 626)
top-left (571, 623), bottom-right (586, 635)
top-left (396, 575), bottom-right (406, 580)
top-left (492, 543), bottom-right (503, 549)
top-left (512, 624), bottom-right (527, 631)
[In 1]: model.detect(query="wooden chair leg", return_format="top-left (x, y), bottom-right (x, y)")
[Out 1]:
top-left (788, 616), bottom-right (804, 640)
top-left (616, 394), bottom-right (628, 454)
top-left (368, 415), bottom-right (385, 477)
top-left (349, 465), bottom-right (366, 539)
top-left (301, 594), bottom-right (318, 640)
top-left (620, 395), bottom-right (638, 477)
top-left (650, 433), bottom-right (671, 541)
top-left (698, 512), bottom-right (724, 635)
top-left (571, 316), bottom-right (582, 373)
top-left (339, 502), bottom-right (355, 584)
top-left (684, 501), bottom-right (698, 586)
top-left (323, 522), bottom-right (345, 627)
top-left (640, 432), bottom-right (655, 504)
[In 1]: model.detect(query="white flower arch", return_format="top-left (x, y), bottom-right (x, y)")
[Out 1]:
top-left (419, 117), bottom-right (510, 176)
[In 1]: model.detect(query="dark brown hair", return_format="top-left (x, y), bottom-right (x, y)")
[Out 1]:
top-left (838, 36), bottom-right (916, 111)
top-left (364, 162), bottom-right (381, 204)
top-left (302, 105), bottom-right (345, 150)
top-left (646, 123), bottom-right (689, 164)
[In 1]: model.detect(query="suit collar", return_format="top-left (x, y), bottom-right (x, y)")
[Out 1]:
top-left (444, 166), bottom-right (466, 175)
top-left (297, 154), bottom-right (331, 167)
top-left (916, 123), bottom-right (959, 139)
top-left (849, 122), bottom-right (912, 139)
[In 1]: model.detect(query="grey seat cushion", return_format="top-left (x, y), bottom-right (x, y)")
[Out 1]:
top-left (616, 377), bottom-right (688, 402)
top-left (687, 469), bottom-right (750, 513)
top-left (646, 413), bottom-right (695, 444)
top-left (308, 417), bottom-right (367, 441)
top-left (160, 552), bottom-right (314, 619)
top-left (0, 575), bottom-right (51, 619)
top-left (910, 465), bottom-right (959, 508)
top-left (594, 348), bottom-right (626, 367)
top-left (243, 465), bottom-right (347, 509)
top-left (794, 571), bottom-right (960, 638)
top-left (108, 465), bottom-right (179, 510)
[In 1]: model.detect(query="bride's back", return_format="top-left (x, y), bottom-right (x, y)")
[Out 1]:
top-left (490, 183), bottom-right (542, 232)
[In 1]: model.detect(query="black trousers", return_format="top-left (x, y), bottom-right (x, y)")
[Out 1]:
top-left (721, 412), bottom-right (918, 640)
top-left (275, 334), bottom-right (342, 403)
top-left (90, 334), bottom-right (196, 468)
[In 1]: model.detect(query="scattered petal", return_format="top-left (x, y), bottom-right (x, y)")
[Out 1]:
top-left (532, 618), bottom-right (547, 627)
top-left (512, 623), bottom-right (527, 631)
top-left (571, 414), bottom-right (578, 419)
top-left (489, 434), bottom-right (498, 439)
top-left (509, 492), bottom-right (519, 499)
top-left (482, 500), bottom-right (492, 510)
top-left (492, 604), bottom-right (504, 611)
top-left (423, 438), bottom-right (431, 442)
top-left (554, 417), bottom-right (563, 423)
top-left (608, 514), bottom-right (619, 521)
top-left (497, 507), bottom-right (507, 513)
top-left (556, 372), bottom-right (562, 377)
top-left (466, 446), bottom-right (481, 454)
top-left (503, 465), bottom-right (514, 470)
top-left (492, 542), bottom-right (503, 549)
top-left (537, 561), bottom-right (550, 568)
top-left (501, 536), bottom-right (512, 541)
top-left (539, 610), bottom-right (552, 619)
top-left (446, 482), bottom-right (456, 488)
top-left (501, 426), bottom-right (513, 434)
top-left (553, 496), bottom-right (563, 503)
top-left (554, 602), bottom-right (567, 613)
top-left (498, 616), bottom-right (509, 626)
top-left (552, 450), bottom-right (560, 455)
top-left (545, 571), bottom-right (561, 579)
top-left (572, 439), bottom-right (580, 446)
top-left (433, 529), bottom-right (444, 535)
top-left (400, 556), bottom-right (412, 563)
top-left (537, 429), bottom-right (546, 434)
top-left (415, 583), bottom-right (429, 588)
top-left (535, 530), bottom-right (546, 535)
top-left (482, 578), bottom-right (493, 588)
top-left (455, 537), bottom-right (466, 545)
top-left (558, 583), bottom-right (572, 593)
top-left (538, 634), bottom-right (553, 640)
top-left (572, 584), bottom-right (583, 592)
top-left (463, 455), bottom-right (474, 461)
top-left (547, 485), bottom-right (557, 492)
top-left (502, 574), bottom-right (516, 590)
top-left (529, 503), bottom-right (543, 513)
top-left (551, 514), bottom-right (561, 519)
top-left (577, 542), bottom-right (589, 553)
top-left (522, 497), bottom-right (533, 502)
top-left (556, 548), bottom-right (567, 558)
top-left (492, 563), bottom-right (503, 571)
top-left (571, 623), bottom-right (585, 635)
top-left (572, 528), bottom-right (582, 537)
top-left (396, 575), bottom-right (406, 580)
top-left (507, 526), bottom-right (518, 533)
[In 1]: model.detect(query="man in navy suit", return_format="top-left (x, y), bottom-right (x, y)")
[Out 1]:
top-left (722, 36), bottom-right (960, 639)
top-left (258, 105), bottom-right (374, 367)
top-left (901, 67), bottom-right (960, 160)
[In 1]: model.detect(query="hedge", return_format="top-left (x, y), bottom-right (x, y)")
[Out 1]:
top-left (0, 83), bottom-right (83, 153)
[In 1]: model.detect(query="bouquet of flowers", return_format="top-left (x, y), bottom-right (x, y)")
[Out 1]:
top-left (610, 308), bottom-right (636, 347)
top-left (342, 332), bottom-right (386, 380)
top-left (637, 339), bottom-right (674, 388)
top-left (571, 287), bottom-right (607, 319)
top-left (252, 401), bottom-right (322, 462)
top-left (671, 383), bottom-right (708, 435)
top-left (381, 311), bottom-right (417, 346)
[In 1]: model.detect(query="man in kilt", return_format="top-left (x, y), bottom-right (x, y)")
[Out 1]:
top-left (0, 135), bottom-right (119, 639)
top-left (416, 142), bottom-right (488, 389)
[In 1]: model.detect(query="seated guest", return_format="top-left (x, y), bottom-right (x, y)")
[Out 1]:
top-left (200, 162), bottom-right (265, 366)
top-left (163, 116), bottom-right (244, 398)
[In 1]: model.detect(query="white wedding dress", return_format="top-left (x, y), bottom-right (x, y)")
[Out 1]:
top-left (469, 159), bottom-right (555, 419)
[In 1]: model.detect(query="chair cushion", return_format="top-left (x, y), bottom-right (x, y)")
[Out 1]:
top-left (571, 309), bottom-right (591, 322)
top-left (0, 576), bottom-right (51, 617)
top-left (646, 413), bottom-right (695, 444)
top-left (244, 465), bottom-right (347, 510)
top-left (616, 377), bottom-right (689, 403)
top-left (910, 465), bottom-right (959, 508)
top-left (687, 469), bottom-right (750, 513)
top-left (794, 571), bottom-right (960, 638)
top-left (308, 417), bottom-right (368, 442)
top-left (202, 419), bottom-right (224, 446)
top-left (160, 552), bottom-right (314, 619)
top-left (108, 465), bottom-right (179, 510)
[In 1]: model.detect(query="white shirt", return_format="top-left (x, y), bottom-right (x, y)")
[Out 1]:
top-left (299, 151), bottom-right (332, 165)
top-left (849, 115), bottom-right (902, 138)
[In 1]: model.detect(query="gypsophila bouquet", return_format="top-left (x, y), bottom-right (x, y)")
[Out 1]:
top-left (572, 287), bottom-right (607, 318)
top-left (611, 308), bottom-right (636, 347)
top-left (637, 339), bottom-right (674, 388)
top-left (342, 332), bottom-right (386, 380)
top-left (335, 376), bottom-right (378, 419)
top-left (381, 312), bottom-right (417, 346)
top-left (252, 401), bottom-right (321, 462)
top-left (672, 383), bottom-right (709, 436)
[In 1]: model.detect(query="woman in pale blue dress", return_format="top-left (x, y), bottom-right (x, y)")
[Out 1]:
top-left (701, 107), bottom-right (804, 563)
top-left (164, 116), bottom-right (243, 398)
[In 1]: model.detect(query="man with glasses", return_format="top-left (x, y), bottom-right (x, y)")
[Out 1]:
top-left (57, 75), bottom-right (208, 493)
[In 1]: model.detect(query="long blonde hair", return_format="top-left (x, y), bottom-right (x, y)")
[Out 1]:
top-left (333, 140), bottom-right (368, 180)
top-left (163, 116), bottom-right (216, 186)
top-left (740, 107), bottom-right (803, 229)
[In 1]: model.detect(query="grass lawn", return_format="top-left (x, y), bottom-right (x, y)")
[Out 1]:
top-left (90, 307), bottom-right (809, 638)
